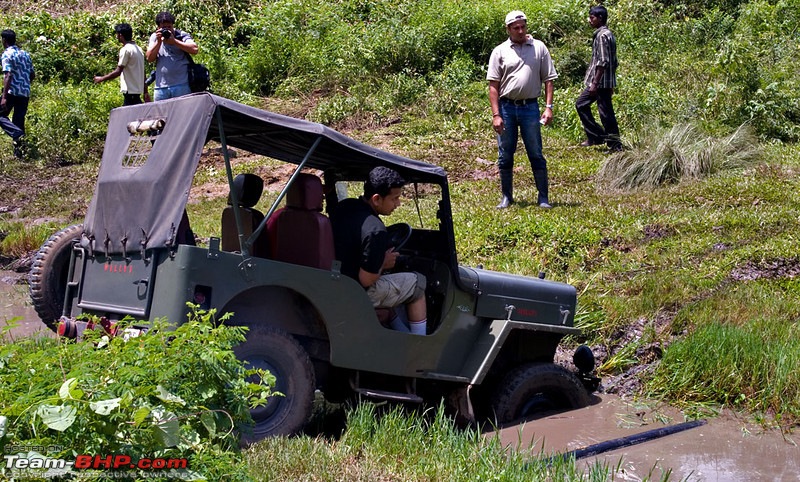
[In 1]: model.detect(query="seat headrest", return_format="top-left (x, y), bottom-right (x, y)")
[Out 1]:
top-left (287, 173), bottom-right (324, 211)
top-left (229, 173), bottom-right (263, 208)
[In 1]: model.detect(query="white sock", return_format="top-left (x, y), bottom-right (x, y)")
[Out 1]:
top-left (390, 315), bottom-right (410, 332)
top-left (409, 319), bottom-right (427, 336)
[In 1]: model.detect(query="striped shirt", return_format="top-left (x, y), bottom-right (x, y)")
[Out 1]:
top-left (584, 26), bottom-right (617, 89)
top-left (1, 45), bottom-right (34, 97)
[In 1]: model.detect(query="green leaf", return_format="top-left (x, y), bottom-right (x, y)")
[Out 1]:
top-left (132, 406), bottom-right (151, 426)
top-left (151, 409), bottom-right (181, 448)
top-left (200, 411), bottom-right (216, 438)
top-left (156, 385), bottom-right (186, 406)
top-left (36, 404), bottom-right (77, 432)
top-left (89, 398), bottom-right (121, 416)
top-left (58, 378), bottom-right (83, 400)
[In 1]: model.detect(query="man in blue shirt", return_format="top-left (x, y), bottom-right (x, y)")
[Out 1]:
top-left (145, 11), bottom-right (198, 101)
top-left (1, 29), bottom-right (35, 159)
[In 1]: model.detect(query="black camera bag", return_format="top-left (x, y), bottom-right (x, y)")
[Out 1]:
top-left (187, 56), bottom-right (210, 93)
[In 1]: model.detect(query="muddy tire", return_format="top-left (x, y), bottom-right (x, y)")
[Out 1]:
top-left (491, 363), bottom-right (590, 424)
top-left (28, 224), bottom-right (83, 332)
top-left (234, 325), bottom-right (315, 443)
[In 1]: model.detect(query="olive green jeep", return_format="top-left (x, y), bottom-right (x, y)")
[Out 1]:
top-left (30, 93), bottom-right (598, 442)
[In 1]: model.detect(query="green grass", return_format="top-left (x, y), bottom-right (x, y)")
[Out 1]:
top-left (245, 402), bottom-right (665, 481)
top-left (647, 314), bottom-right (800, 423)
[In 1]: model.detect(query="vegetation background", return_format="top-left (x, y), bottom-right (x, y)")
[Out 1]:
top-left (1, 0), bottom-right (799, 479)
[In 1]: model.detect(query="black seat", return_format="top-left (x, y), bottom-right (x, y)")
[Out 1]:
top-left (221, 173), bottom-right (269, 257)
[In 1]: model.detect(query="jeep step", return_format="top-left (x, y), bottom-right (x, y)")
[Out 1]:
top-left (354, 388), bottom-right (423, 403)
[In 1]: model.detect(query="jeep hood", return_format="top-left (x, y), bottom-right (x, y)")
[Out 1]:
top-left (459, 267), bottom-right (577, 327)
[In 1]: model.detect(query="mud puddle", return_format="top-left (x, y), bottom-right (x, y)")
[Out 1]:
top-left (0, 270), bottom-right (52, 339)
top-left (495, 395), bottom-right (799, 481)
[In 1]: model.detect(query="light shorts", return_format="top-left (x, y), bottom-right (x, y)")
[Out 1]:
top-left (366, 272), bottom-right (426, 308)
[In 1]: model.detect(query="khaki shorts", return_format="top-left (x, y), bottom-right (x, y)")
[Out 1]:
top-left (366, 272), bottom-right (426, 308)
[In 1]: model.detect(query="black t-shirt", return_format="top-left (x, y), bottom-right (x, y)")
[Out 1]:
top-left (331, 198), bottom-right (388, 282)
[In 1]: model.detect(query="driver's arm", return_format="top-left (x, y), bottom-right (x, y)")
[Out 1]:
top-left (358, 268), bottom-right (380, 288)
top-left (358, 247), bottom-right (397, 288)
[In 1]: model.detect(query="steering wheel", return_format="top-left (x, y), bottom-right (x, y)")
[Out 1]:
top-left (386, 222), bottom-right (413, 250)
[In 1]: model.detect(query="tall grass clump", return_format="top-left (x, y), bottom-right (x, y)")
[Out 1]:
top-left (596, 123), bottom-right (760, 190)
top-left (246, 402), bottom-right (630, 481)
top-left (0, 222), bottom-right (60, 258)
top-left (647, 319), bottom-right (800, 425)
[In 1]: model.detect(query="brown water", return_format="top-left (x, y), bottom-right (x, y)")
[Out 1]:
top-left (2, 272), bottom-right (798, 480)
top-left (0, 271), bottom-right (52, 339)
top-left (495, 395), bottom-right (799, 481)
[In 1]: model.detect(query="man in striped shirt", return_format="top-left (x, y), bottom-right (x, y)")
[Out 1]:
top-left (1, 29), bottom-right (35, 159)
top-left (575, 6), bottom-right (622, 152)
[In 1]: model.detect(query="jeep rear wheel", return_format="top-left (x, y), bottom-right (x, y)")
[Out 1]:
top-left (234, 325), bottom-right (315, 442)
top-left (28, 224), bottom-right (83, 332)
top-left (491, 363), bottom-right (590, 424)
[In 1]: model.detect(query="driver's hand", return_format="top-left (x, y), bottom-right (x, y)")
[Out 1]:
top-left (382, 247), bottom-right (398, 270)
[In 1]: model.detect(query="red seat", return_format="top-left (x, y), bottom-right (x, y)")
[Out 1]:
top-left (267, 173), bottom-right (334, 269)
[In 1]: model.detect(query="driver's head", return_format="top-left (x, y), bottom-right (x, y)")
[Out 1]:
top-left (365, 166), bottom-right (405, 216)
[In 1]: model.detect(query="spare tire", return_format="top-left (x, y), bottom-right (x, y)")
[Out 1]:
top-left (28, 224), bottom-right (83, 332)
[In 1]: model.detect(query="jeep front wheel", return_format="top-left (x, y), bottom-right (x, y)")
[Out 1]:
top-left (28, 224), bottom-right (83, 332)
top-left (234, 325), bottom-right (315, 442)
top-left (491, 363), bottom-right (590, 424)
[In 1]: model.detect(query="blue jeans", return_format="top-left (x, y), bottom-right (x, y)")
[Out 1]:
top-left (496, 100), bottom-right (547, 171)
top-left (153, 83), bottom-right (192, 101)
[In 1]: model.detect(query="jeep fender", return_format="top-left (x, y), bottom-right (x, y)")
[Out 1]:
top-left (458, 319), bottom-right (580, 385)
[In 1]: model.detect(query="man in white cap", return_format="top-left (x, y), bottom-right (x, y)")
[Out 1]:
top-left (487, 10), bottom-right (558, 209)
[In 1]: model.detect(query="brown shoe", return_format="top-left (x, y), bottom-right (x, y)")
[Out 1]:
top-left (579, 140), bottom-right (602, 147)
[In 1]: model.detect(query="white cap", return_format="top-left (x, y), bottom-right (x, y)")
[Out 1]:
top-left (505, 10), bottom-right (527, 26)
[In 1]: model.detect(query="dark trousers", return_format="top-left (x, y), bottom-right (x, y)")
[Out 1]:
top-left (123, 94), bottom-right (143, 106)
top-left (575, 87), bottom-right (621, 149)
top-left (0, 94), bottom-right (29, 140)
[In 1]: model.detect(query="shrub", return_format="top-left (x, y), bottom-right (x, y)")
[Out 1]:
top-left (596, 123), bottom-right (760, 190)
top-left (26, 82), bottom-right (115, 165)
top-left (0, 307), bottom-right (273, 481)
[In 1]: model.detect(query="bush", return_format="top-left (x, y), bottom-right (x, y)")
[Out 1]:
top-left (596, 123), bottom-right (760, 190)
top-left (0, 307), bottom-right (273, 481)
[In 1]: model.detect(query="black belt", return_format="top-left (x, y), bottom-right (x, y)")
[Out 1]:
top-left (500, 97), bottom-right (537, 105)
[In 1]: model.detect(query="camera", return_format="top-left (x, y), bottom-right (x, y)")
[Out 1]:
top-left (160, 28), bottom-right (171, 39)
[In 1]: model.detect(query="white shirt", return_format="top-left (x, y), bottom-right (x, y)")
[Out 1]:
top-left (487, 37), bottom-right (558, 100)
top-left (118, 42), bottom-right (145, 95)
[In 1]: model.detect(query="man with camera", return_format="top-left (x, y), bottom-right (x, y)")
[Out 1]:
top-left (145, 11), bottom-right (198, 101)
